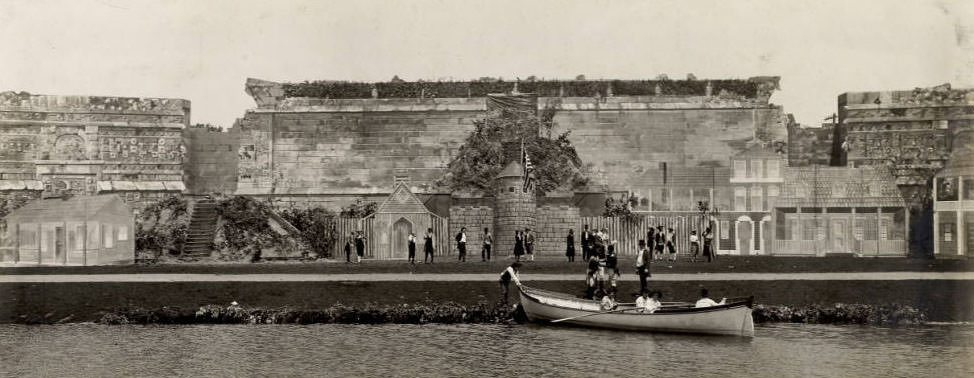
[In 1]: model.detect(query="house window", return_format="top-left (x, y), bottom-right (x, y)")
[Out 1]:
top-left (118, 226), bottom-right (128, 241)
top-left (733, 160), bottom-right (746, 179)
top-left (720, 221), bottom-right (729, 239)
top-left (75, 224), bottom-right (85, 249)
top-left (19, 225), bottom-right (37, 249)
top-left (751, 160), bottom-right (763, 179)
top-left (734, 187), bottom-right (747, 211)
top-left (942, 223), bottom-right (954, 242)
top-left (767, 186), bottom-right (779, 209)
top-left (766, 160), bottom-right (780, 179)
top-left (104, 225), bottom-right (114, 248)
top-left (750, 187), bottom-right (763, 212)
top-left (963, 177), bottom-right (974, 200)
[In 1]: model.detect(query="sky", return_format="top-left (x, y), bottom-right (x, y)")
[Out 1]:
top-left (1, 0), bottom-right (972, 128)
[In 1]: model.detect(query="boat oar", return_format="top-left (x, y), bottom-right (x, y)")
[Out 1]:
top-left (551, 307), bottom-right (630, 323)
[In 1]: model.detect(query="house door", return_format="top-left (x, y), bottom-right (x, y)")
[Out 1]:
top-left (392, 218), bottom-right (412, 259)
top-left (737, 221), bottom-right (752, 255)
top-left (55, 226), bottom-right (66, 264)
top-left (831, 218), bottom-right (848, 253)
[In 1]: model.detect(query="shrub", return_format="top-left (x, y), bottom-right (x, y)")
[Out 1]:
top-left (280, 207), bottom-right (339, 258)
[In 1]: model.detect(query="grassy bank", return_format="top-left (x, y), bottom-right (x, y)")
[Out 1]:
top-left (2, 255), bottom-right (972, 275)
top-left (89, 302), bottom-right (926, 327)
top-left (3, 279), bottom-right (971, 323)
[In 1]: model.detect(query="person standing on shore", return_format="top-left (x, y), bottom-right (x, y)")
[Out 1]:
top-left (456, 227), bottom-right (467, 262)
top-left (703, 227), bottom-right (714, 263)
top-left (424, 228), bottom-right (435, 264)
top-left (585, 254), bottom-right (599, 299)
top-left (606, 240), bottom-right (620, 295)
top-left (654, 225), bottom-right (665, 261)
top-left (566, 229), bottom-right (576, 262)
top-left (482, 227), bottom-right (492, 262)
top-left (499, 262), bottom-right (522, 304)
top-left (581, 224), bottom-right (592, 260)
top-left (689, 230), bottom-right (700, 262)
top-left (646, 227), bottom-right (656, 260)
top-left (407, 232), bottom-right (417, 264)
top-left (513, 230), bottom-right (525, 262)
top-left (525, 228), bottom-right (536, 262)
top-left (666, 227), bottom-right (677, 262)
top-left (354, 231), bottom-right (366, 264)
top-left (635, 239), bottom-right (652, 292)
top-left (344, 235), bottom-right (353, 264)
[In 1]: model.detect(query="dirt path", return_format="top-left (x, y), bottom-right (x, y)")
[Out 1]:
top-left (2, 272), bottom-right (972, 282)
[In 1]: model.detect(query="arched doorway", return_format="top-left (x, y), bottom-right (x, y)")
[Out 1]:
top-left (736, 216), bottom-right (753, 255)
top-left (392, 218), bottom-right (412, 259)
top-left (760, 215), bottom-right (772, 255)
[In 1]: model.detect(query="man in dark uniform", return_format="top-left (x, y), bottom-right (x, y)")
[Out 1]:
top-left (456, 227), bottom-right (467, 262)
top-left (581, 224), bottom-right (592, 260)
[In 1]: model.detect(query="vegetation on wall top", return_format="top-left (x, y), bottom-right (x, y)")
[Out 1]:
top-left (281, 78), bottom-right (762, 99)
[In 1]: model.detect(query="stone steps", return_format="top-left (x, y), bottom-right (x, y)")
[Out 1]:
top-left (181, 200), bottom-right (218, 258)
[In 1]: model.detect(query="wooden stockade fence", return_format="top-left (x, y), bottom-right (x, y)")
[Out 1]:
top-left (579, 215), bottom-right (709, 257)
top-left (333, 216), bottom-right (450, 259)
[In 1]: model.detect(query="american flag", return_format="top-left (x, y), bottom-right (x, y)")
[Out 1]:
top-left (522, 145), bottom-right (536, 193)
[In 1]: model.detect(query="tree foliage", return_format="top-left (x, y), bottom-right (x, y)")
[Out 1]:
top-left (280, 207), bottom-right (339, 258)
top-left (444, 108), bottom-right (588, 194)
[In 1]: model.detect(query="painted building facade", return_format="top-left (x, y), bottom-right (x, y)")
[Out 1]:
top-left (0, 91), bottom-right (190, 209)
top-left (933, 129), bottom-right (974, 257)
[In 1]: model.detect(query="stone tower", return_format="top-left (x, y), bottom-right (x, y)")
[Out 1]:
top-left (493, 161), bottom-right (537, 256)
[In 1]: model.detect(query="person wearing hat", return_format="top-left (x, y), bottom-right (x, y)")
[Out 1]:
top-left (499, 262), bottom-right (522, 303)
top-left (635, 239), bottom-right (652, 293)
top-left (635, 290), bottom-right (662, 313)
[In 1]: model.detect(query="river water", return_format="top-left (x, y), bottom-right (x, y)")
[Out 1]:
top-left (1, 323), bottom-right (971, 378)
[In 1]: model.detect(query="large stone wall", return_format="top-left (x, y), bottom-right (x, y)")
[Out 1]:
top-left (448, 205), bottom-right (494, 256)
top-left (535, 205), bottom-right (581, 256)
top-left (182, 128), bottom-right (239, 195)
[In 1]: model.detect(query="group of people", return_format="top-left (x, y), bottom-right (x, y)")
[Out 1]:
top-left (568, 224), bottom-right (717, 263)
top-left (343, 231), bottom-right (367, 264)
top-left (451, 227), bottom-right (535, 263)
top-left (405, 228), bottom-right (438, 264)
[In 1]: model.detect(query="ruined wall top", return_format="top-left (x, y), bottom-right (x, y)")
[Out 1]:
top-left (245, 77), bottom-right (780, 110)
top-left (0, 91), bottom-right (190, 117)
top-left (839, 83), bottom-right (974, 108)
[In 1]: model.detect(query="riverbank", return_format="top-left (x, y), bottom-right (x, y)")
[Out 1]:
top-left (89, 301), bottom-right (927, 326)
top-left (2, 255), bottom-right (972, 275)
top-left (3, 279), bottom-right (971, 323)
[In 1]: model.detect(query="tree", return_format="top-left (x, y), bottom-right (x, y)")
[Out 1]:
top-left (444, 108), bottom-right (588, 194)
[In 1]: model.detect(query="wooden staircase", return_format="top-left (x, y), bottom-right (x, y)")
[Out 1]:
top-left (182, 200), bottom-right (218, 258)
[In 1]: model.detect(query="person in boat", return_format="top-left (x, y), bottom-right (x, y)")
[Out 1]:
top-left (635, 239), bottom-right (652, 292)
top-left (499, 262), bottom-right (522, 304)
top-left (566, 229), bottom-right (575, 262)
top-left (694, 288), bottom-right (727, 308)
top-left (635, 290), bottom-right (662, 313)
top-left (600, 291), bottom-right (617, 311)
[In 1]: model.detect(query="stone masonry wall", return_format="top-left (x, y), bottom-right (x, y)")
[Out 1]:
top-left (493, 177), bottom-right (536, 257)
top-left (448, 205), bottom-right (494, 258)
top-left (183, 128), bottom-right (239, 195)
top-left (535, 205), bottom-right (581, 256)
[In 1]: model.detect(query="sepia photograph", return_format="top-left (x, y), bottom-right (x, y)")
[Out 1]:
top-left (1, 0), bottom-right (973, 376)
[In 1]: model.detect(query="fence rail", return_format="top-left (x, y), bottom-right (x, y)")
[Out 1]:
top-left (579, 215), bottom-right (709, 257)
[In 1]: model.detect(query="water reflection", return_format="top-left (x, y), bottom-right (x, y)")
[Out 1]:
top-left (0, 323), bottom-right (971, 378)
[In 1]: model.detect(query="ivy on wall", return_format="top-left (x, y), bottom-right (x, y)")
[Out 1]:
top-left (443, 108), bottom-right (588, 194)
top-left (281, 78), bottom-right (761, 99)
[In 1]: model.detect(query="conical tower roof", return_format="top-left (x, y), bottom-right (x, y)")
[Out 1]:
top-left (496, 161), bottom-right (524, 179)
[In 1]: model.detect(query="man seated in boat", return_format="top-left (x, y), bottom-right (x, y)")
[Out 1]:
top-left (694, 288), bottom-right (726, 308)
top-left (635, 290), bottom-right (662, 313)
top-left (600, 292), bottom-right (617, 311)
top-left (499, 262), bottom-right (522, 304)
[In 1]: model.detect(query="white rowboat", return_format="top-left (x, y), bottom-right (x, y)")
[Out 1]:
top-left (518, 285), bottom-right (755, 337)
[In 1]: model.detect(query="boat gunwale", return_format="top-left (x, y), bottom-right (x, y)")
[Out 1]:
top-left (519, 285), bottom-right (754, 316)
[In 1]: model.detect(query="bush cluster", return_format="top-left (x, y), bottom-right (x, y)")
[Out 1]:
top-left (752, 303), bottom-right (927, 325)
top-left (135, 196), bottom-right (189, 257)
